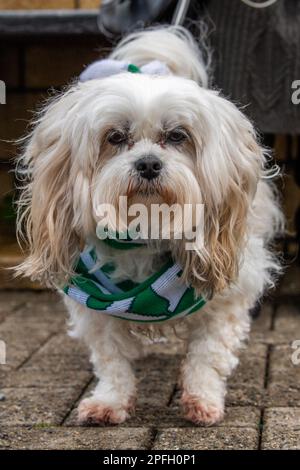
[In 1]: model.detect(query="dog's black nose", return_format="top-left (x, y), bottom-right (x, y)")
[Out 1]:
top-left (135, 156), bottom-right (162, 180)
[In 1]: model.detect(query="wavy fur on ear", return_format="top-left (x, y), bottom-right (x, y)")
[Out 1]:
top-left (15, 91), bottom-right (88, 287)
top-left (175, 92), bottom-right (272, 297)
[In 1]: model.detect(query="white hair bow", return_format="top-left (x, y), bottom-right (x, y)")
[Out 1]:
top-left (79, 59), bottom-right (171, 82)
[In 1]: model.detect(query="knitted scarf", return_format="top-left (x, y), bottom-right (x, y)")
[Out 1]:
top-left (63, 237), bottom-right (206, 323)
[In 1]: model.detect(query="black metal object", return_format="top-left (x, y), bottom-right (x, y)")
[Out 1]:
top-left (0, 10), bottom-right (100, 38)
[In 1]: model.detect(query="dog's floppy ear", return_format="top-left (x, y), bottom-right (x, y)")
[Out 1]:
top-left (16, 90), bottom-right (91, 287)
top-left (182, 93), bottom-right (264, 296)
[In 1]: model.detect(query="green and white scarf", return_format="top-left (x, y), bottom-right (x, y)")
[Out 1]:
top-left (63, 237), bottom-right (206, 323)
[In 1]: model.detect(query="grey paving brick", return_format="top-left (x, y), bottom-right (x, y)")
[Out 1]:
top-left (274, 304), bottom-right (300, 336)
top-left (0, 285), bottom-right (299, 450)
top-left (29, 354), bottom-right (92, 374)
top-left (0, 303), bottom-right (65, 369)
top-left (251, 304), bottom-right (300, 346)
top-left (153, 427), bottom-right (259, 450)
top-left (0, 387), bottom-right (84, 426)
top-left (25, 353), bottom-right (91, 373)
top-left (0, 299), bottom-right (20, 324)
top-left (21, 291), bottom-right (67, 312)
top-left (0, 291), bottom-right (65, 318)
top-left (64, 355), bottom-right (180, 426)
top-left (227, 343), bottom-right (267, 406)
top-left (0, 340), bottom-right (44, 370)
top-left (265, 345), bottom-right (300, 406)
top-left (278, 264), bottom-right (300, 296)
top-left (136, 354), bottom-right (180, 407)
top-left (249, 303), bottom-right (282, 345)
top-left (33, 332), bottom-right (88, 357)
top-left (126, 405), bottom-right (260, 429)
top-left (0, 325), bottom-right (50, 347)
top-left (261, 408), bottom-right (300, 450)
top-left (2, 367), bottom-right (92, 389)
top-left (0, 291), bottom-right (30, 315)
top-left (12, 302), bottom-right (66, 334)
top-left (0, 426), bottom-right (152, 450)
top-left (23, 333), bottom-right (91, 372)
top-left (250, 303), bottom-right (300, 347)
top-left (251, 303), bottom-right (273, 333)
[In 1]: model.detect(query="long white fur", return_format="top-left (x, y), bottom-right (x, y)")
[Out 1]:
top-left (16, 27), bottom-right (283, 425)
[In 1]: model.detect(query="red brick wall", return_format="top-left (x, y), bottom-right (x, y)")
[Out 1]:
top-left (0, 15), bottom-right (105, 286)
top-left (0, 40), bottom-right (103, 161)
top-left (0, 33), bottom-right (106, 271)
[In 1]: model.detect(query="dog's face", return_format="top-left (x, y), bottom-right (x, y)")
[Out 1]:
top-left (90, 75), bottom-right (201, 211)
top-left (17, 73), bottom-right (264, 293)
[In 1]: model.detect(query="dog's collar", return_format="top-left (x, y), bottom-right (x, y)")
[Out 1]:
top-left (79, 59), bottom-right (171, 82)
top-left (63, 241), bottom-right (206, 323)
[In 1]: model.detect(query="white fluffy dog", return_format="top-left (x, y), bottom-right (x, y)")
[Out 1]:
top-left (16, 27), bottom-right (282, 425)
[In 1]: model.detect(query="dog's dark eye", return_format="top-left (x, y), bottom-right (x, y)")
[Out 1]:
top-left (107, 130), bottom-right (128, 146)
top-left (166, 128), bottom-right (188, 144)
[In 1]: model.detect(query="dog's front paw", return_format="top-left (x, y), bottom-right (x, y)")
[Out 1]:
top-left (77, 397), bottom-right (134, 425)
top-left (181, 392), bottom-right (224, 426)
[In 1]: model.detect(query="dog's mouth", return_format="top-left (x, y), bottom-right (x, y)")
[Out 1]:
top-left (126, 176), bottom-right (176, 205)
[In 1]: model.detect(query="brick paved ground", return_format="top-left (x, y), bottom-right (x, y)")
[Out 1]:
top-left (0, 264), bottom-right (299, 450)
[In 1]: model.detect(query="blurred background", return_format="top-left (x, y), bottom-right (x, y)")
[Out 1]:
top-left (0, 0), bottom-right (299, 291)
top-left (0, 1), bottom-right (102, 288)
